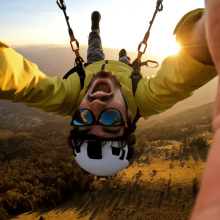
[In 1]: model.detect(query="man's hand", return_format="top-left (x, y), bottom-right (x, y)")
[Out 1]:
top-left (180, 10), bottom-right (214, 66)
top-left (205, 1), bottom-right (220, 71)
top-left (190, 1), bottom-right (220, 220)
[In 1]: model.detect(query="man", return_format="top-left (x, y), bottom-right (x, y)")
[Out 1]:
top-left (0, 8), bottom-right (217, 176)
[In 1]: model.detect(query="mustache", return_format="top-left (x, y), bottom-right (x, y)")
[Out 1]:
top-left (87, 93), bottom-right (114, 102)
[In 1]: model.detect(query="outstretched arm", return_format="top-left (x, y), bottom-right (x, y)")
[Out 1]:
top-left (0, 41), bottom-right (80, 117)
top-left (136, 9), bottom-right (217, 119)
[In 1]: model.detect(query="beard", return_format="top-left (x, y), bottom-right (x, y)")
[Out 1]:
top-left (94, 71), bottom-right (113, 78)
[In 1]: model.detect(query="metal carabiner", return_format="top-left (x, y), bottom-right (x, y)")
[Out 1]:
top-left (56, 0), bottom-right (66, 11)
top-left (141, 60), bottom-right (159, 68)
top-left (157, 0), bottom-right (163, 12)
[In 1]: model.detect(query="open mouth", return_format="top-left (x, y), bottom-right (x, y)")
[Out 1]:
top-left (92, 81), bottom-right (111, 94)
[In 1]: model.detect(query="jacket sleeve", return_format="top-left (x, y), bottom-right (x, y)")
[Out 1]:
top-left (135, 9), bottom-right (217, 119)
top-left (0, 41), bottom-right (81, 117)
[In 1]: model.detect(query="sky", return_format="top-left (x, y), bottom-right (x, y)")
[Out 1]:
top-left (0, 0), bottom-right (205, 56)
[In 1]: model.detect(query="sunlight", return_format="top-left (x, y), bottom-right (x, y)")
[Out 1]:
top-left (170, 41), bottom-right (180, 55)
top-left (155, 40), bottom-right (181, 57)
top-left (146, 34), bottom-right (181, 58)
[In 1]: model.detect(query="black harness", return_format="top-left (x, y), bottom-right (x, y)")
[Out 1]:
top-left (58, 0), bottom-right (164, 124)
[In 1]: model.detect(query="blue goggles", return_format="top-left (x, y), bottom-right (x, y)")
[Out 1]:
top-left (71, 108), bottom-right (126, 126)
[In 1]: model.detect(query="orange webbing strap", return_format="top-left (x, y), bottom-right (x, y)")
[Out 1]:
top-left (70, 35), bottom-right (80, 58)
top-left (137, 37), bottom-right (148, 60)
top-left (57, 0), bottom-right (81, 58)
top-left (136, 0), bottom-right (163, 60)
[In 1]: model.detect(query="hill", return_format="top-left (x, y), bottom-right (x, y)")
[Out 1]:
top-left (0, 100), bottom-right (214, 220)
top-left (136, 102), bottom-right (214, 141)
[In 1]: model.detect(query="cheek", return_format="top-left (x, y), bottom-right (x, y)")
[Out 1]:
top-left (115, 91), bottom-right (126, 106)
top-left (109, 95), bottom-right (124, 107)
top-left (79, 96), bottom-right (89, 109)
top-left (109, 97), bottom-right (127, 121)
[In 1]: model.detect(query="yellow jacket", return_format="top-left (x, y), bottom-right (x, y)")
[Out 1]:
top-left (0, 9), bottom-right (217, 120)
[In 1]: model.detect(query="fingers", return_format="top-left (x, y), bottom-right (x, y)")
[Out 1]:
top-left (204, 0), bottom-right (220, 129)
top-left (205, 0), bottom-right (220, 128)
top-left (190, 130), bottom-right (220, 220)
top-left (205, 1), bottom-right (220, 72)
top-left (190, 2), bottom-right (220, 219)
top-left (213, 80), bottom-right (220, 130)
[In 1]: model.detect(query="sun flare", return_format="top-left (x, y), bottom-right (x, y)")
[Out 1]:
top-left (171, 42), bottom-right (180, 55)
top-left (145, 35), bottom-right (181, 57)
top-left (159, 41), bottom-right (181, 56)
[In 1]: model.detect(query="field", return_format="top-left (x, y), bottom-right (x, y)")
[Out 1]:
top-left (0, 101), bottom-right (214, 220)
top-left (11, 142), bottom-right (207, 220)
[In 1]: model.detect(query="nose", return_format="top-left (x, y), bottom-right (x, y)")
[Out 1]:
top-left (89, 100), bottom-right (107, 118)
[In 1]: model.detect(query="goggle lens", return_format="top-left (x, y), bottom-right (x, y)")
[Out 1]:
top-left (100, 109), bottom-right (122, 125)
top-left (72, 109), bottom-right (123, 126)
top-left (73, 109), bottom-right (93, 125)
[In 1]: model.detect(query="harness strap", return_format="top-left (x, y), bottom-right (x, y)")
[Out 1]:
top-left (131, 77), bottom-right (142, 97)
top-left (101, 60), bottom-right (109, 70)
top-left (63, 62), bottom-right (90, 89)
top-left (63, 66), bottom-right (85, 90)
top-left (130, 72), bottom-right (143, 124)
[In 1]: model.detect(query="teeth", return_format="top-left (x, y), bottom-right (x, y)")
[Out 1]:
top-left (92, 82), bottom-right (111, 94)
top-left (93, 91), bottom-right (107, 95)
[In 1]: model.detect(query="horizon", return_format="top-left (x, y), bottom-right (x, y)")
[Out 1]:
top-left (1, 0), bottom-right (205, 57)
top-left (10, 44), bottom-right (168, 61)
top-left (10, 45), bottom-right (218, 116)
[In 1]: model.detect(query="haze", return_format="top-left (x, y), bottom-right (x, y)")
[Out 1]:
top-left (0, 0), bottom-right (217, 116)
top-left (1, 0), bottom-right (205, 56)
top-left (6, 45), bottom-right (217, 118)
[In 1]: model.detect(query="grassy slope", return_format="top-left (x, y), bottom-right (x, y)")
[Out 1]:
top-left (9, 103), bottom-right (214, 220)
top-left (10, 153), bottom-right (205, 220)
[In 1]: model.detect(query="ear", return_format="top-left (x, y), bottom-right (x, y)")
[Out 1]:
top-left (127, 109), bottom-right (133, 122)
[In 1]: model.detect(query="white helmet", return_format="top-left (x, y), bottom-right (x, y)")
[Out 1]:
top-left (73, 134), bottom-right (136, 177)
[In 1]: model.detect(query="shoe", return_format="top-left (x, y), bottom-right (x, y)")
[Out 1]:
top-left (91, 11), bottom-right (101, 33)
top-left (119, 49), bottom-right (127, 58)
